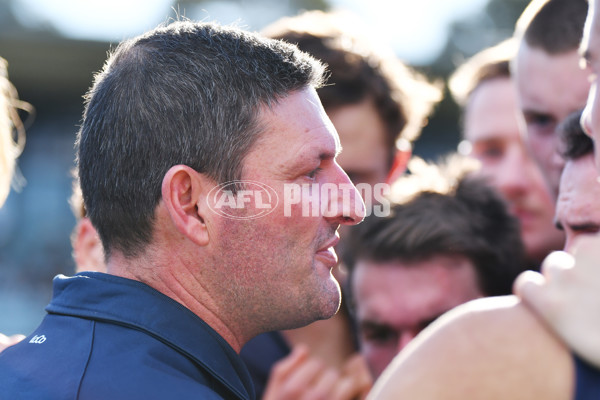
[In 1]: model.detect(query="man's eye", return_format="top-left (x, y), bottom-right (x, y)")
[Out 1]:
top-left (526, 114), bottom-right (555, 130)
top-left (479, 146), bottom-right (503, 160)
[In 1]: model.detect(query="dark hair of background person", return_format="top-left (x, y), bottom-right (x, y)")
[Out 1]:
top-left (515, 0), bottom-right (588, 54)
top-left (558, 109), bottom-right (593, 160)
top-left (262, 10), bottom-right (441, 169)
top-left (77, 21), bottom-right (326, 259)
top-left (343, 155), bottom-right (527, 298)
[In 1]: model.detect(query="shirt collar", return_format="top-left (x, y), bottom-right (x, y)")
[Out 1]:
top-left (47, 272), bottom-right (254, 400)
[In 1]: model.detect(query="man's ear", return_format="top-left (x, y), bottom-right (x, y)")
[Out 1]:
top-left (73, 217), bottom-right (105, 273)
top-left (162, 165), bottom-right (214, 247)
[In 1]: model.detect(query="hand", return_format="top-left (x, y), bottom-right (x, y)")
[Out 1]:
top-left (515, 235), bottom-right (600, 367)
top-left (0, 332), bottom-right (25, 353)
top-left (262, 345), bottom-right (372, 400)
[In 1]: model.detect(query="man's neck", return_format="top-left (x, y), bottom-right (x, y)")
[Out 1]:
top-left (105, 250), bottom-right (245, 352)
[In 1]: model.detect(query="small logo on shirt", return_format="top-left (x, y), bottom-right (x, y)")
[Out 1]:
top-left (29, 335), bottom-right (46, 344)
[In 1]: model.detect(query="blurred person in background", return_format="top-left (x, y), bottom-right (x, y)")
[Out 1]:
top-left (513, 0), bottom-right (590, 200)
top-left (241, 10), bottom-right (441, 400)
top-left (367, 3), bottom-right (600, 395)
top-left (0, 176), bottom-right (106, 354)
top-left (0, 57), bottom-right (28, 352)
top-left (344, 155), bottom-right (526, 379)
top-left (68, 176), bottom-right (105, 273)
top-left (515, 0), bottom-right (600, 380)
top-left (449, 38), bottom-right (564, 267)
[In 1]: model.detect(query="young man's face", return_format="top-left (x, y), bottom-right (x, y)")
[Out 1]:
top-left (464, 77), bottom-right (564, 263)
top-left (514, 44), bottom-right (591, 199)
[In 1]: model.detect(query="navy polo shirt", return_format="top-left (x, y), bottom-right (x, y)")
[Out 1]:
top-left (574, 354), bottom-right (600, 400)
top-left (0, 272), bottom-right (255, 400)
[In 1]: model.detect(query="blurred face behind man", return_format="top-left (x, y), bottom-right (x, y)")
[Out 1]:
top-left (352, 255), bottom-right (484, 379)
top-left (464, 77), bottom-right (564, 263)
top-left (515, 44), bottom-right (591, 198)
top-left (329, 98), bottom-right (391, 190)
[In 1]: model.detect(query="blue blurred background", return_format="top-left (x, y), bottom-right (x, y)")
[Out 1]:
top-left (0, 0), bottom-right (529, 335)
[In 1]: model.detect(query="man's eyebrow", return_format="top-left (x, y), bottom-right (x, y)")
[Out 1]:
top-left (569, 222), bottom-right (600, 232)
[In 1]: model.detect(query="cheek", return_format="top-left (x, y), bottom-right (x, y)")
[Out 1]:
top-left (529, 134), bottom-right (557, 160)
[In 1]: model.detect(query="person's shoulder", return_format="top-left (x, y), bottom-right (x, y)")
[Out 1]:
top-left (369, 296), bottom-right (574, 400)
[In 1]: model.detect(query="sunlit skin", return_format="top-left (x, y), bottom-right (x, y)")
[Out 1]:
top-left (555, 154), bottom-right (600, 253)
top-left (352, 255), bottom-right (484, 379)
top-left (464, 78), bottom-right (564, 264)
top-left (514, 45), bottom-right (591, 200)
top-left (207, 87), bottom-right (365, 337)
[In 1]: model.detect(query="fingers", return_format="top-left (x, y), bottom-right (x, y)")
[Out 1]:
top-left (263, 345), bottom-right (333, 400)
top-left (540, 251), bottom-right (575, 282)
top-left (332, 354), bottom-right (373, 400)
top-left (514, 252), bottom-right (575, 327)
top-left (269, 344), bottom-right (311, 382)
top-left (513, 238), bottom-right (600, 367)
top-left (263, 348), bottom-right (373, 400)
top-left (333, 354), bottom-right (373, 399)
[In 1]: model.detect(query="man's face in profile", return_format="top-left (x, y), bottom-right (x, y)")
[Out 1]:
top-left (206, 87), bottom-right (364, 332)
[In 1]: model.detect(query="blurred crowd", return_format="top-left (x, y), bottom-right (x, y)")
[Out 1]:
top-left (0, 0), bottom-right (599, 399)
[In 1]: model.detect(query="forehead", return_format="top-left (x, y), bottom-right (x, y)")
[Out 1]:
top-left (329, 99), bottom-right (389, 169)
top-left (515, 45), bottom-right (590, 116)
top-left (352, 256), bottom-right (481, 319)
top-left (464, 78), bottom-right (520, 142)
top-left (244, 88), bottom-right (340, 174)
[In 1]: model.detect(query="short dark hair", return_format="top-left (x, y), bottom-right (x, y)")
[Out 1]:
top-left (263, 11), bottom-right (441, 166)
top-left (77, 20), bottom-right (326, 258)
top-left (343, 155), bottom-right (526, 297)
top-left (558, 109), bottom-right (593, 160)
top-left (516, 0), bottom-right (588, 54)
